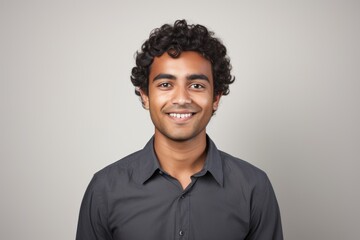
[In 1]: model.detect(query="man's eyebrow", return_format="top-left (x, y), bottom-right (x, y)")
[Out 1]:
top-left (153, 73), bottom-right (176, 81)
top-left (152, 73), bottom-right (210, 82)
top-left (187, 74), bottom-right (210, 82)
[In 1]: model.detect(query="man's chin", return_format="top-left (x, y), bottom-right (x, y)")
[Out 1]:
top-left (159, 130), bottom-right (204, 143)
top-left (165, 134), bottom-right (193, 142)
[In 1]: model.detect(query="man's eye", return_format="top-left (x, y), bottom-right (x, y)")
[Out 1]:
top-left (190, 84), bottom-right (204, 89)
top-left (159, 83), bottom-right (171, 88)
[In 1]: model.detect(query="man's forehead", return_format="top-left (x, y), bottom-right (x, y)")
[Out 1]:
top-left (150, 51), bottom-right (213, 76)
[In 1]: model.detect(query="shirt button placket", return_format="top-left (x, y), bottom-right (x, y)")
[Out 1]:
top-left (176, 191), bottom-right (189, 239)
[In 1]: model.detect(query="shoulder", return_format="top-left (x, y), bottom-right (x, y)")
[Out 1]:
top-left (88, 149), bottom-right (145, 192)
top-left (219, 150), bottom-right (270, 188)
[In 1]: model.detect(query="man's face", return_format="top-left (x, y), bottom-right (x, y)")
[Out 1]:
top-left (140, 51), bottom-right (221, 142)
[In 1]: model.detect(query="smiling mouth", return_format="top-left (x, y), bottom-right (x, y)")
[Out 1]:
top-left (168, 113), bottom-right (194, 119)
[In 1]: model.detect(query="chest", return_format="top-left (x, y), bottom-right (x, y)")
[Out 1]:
top-left (107, 175), bottom-right (250, 240)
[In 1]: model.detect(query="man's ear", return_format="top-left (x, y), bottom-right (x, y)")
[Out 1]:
top-left (138, 88), bottom-right (149, 110)
top-left (213, 94), bottom-right (222, 112)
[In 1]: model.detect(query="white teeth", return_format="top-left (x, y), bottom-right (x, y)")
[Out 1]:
top-left (169, 113), bottom-right (192, 119)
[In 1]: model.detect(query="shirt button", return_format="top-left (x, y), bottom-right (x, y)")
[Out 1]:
top-left (158, 170), bottom-right (163, 175)
top-left (179, 230), bottom-right (184, 236)
top-left (180, 195), bottom-right (185, 199)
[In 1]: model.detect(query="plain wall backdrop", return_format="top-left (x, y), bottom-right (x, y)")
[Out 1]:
top-left (1, 0), bottom-right (359, 239)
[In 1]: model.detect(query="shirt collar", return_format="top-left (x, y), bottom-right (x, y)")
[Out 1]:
top-left (202, 135), bottom-right (224, 187)
top-left (136, 136), bottom-right (161, 184)
top-left (136, 135), bottom-right (224, 187)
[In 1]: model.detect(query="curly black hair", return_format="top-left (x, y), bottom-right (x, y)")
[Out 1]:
top-left (130, 19), bottom-right (235, 103)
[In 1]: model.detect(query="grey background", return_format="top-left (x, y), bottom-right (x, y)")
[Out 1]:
top-left (1, 0), bottom-right (359, 239)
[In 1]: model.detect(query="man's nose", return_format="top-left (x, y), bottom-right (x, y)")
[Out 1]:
top-left (172, 87), bottom-right (192, 105)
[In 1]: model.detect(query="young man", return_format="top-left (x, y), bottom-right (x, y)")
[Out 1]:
top-left (76, 20), bottom-right (283, 240)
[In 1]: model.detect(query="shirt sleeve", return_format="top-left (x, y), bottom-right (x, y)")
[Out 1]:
top-left (76, 174), bottom-right (113, 240)
top-left (245, 173), bottom-right (283, 240)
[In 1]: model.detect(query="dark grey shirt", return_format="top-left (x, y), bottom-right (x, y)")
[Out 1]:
top-left (76, 136), bottom-right (283, 240)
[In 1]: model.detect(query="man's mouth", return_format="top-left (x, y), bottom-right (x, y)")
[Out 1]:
top-left (168, 113), bottom-right (194, 119)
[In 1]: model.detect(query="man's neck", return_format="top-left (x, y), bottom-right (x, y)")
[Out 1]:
top-left (153, 131), bottom-right (207, 189)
